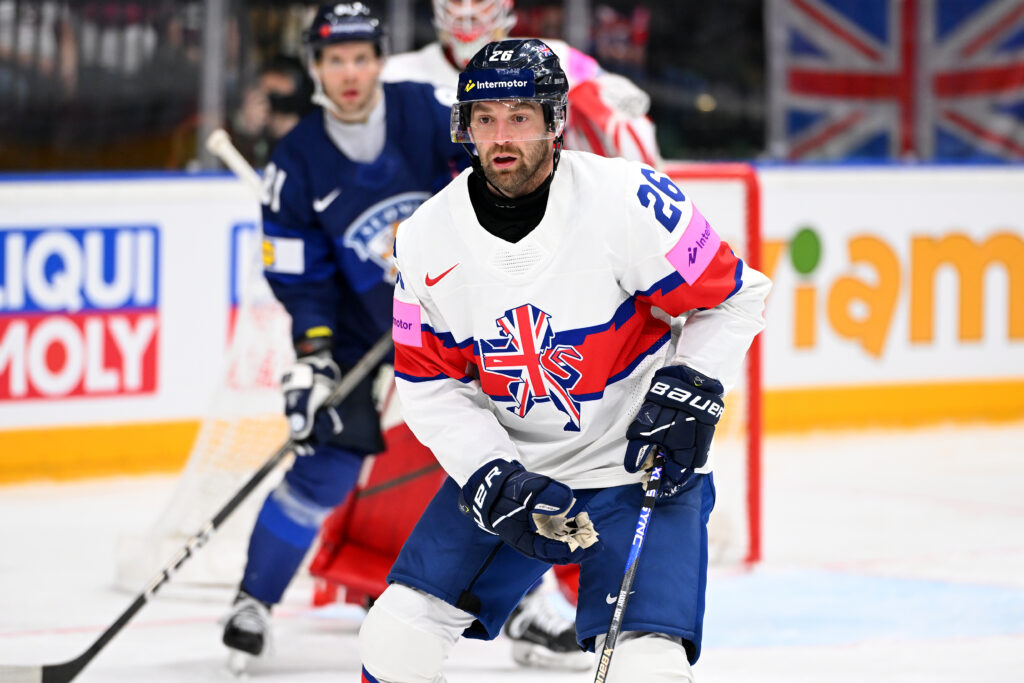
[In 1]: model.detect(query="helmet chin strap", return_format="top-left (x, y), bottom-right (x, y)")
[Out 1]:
top-left (312, 85), bottom-right (382, 124)
top-left (461, 134), bottom-right (564, 199)
top-left (312, 87), bottom-right (343, 119)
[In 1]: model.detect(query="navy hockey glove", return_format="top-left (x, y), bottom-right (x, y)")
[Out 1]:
top-left (624, 365), bottom-right (724, 486)
top-left (459, 459), bottom-right (601, 564)
top-left (282, 351), bottom-right (343, 456)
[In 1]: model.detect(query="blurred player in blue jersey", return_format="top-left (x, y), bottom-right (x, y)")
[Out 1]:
top-left (220, 2), bottom-right (466, 664)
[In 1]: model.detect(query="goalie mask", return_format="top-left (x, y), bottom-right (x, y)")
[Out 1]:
top-left (451, 39), bottom-right (568, 146)
top-left (433, 0), bottom-right (516, 69)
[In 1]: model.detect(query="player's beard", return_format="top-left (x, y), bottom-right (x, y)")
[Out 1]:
top-left (480, 138), bottom-right (552, 197)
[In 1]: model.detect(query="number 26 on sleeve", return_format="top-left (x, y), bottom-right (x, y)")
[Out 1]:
top-left (635, 167), bottom-right (685, 233)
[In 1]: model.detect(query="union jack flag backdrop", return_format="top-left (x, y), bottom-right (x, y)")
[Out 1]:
top-left (767, 0), bottom-right (1024, 161)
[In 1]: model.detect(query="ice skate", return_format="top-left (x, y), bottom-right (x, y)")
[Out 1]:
top-left (221, 589), bottom-right (272, 672)
top-left (502, 591), bottom-right (591, 671)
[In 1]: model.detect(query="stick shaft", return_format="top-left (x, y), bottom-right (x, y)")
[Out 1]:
top-left (593, 451), bottom-right (667, 683)
top-left (205, 128), bottom-right (262, 194)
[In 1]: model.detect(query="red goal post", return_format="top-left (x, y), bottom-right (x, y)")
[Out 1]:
top-left (663, 162), bottom-right (763, 565)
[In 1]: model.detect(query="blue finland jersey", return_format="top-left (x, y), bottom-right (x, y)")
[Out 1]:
top-left (260, 81), bottom-right (465, 366)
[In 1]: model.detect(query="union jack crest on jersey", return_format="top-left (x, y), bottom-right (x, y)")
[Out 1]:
top-left (768, 0), bottom-right (1024, 161)
top-left (479, 304), bottom-right (584, 432)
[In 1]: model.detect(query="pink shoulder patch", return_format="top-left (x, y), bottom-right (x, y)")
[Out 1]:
top-left (665, 205), bottom-right (721, 284)
top-left (392, 298), bottom-right (422, 347)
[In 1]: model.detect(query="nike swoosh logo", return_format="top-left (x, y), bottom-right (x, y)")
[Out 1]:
top-left (425, 263), bottom-right (459, 286)
top-left (605, 591), bottom-right (635, 604)
top-left (312, 188), bottom-right (341, 212)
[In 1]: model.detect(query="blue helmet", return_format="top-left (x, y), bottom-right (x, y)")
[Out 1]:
top-left (450, 38), bottom-right (569, 145)
top-left (304, 2), bottom-right (386, 56)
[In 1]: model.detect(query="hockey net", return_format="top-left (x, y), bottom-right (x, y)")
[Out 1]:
top-left (115, 162), bottom-right (762, 593)
top-left (115, 224), bottom-right (296, 590)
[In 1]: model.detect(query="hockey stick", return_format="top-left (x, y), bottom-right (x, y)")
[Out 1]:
top-left (593, 449), bottom-right (667, 683)
top-left (205, 128), bottom-right (263, 194)
top-left (0, 331), bottom-right (394, 683)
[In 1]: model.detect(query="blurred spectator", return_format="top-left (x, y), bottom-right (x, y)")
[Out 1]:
top-left (76, 1), bottom-right (203, 167)
top-left (0, 1), bottom-right (76, 94)
top-left (0, 0), bottom-right (77, 157)
top-left (512, 4), bottom-right (563, 39)
top-left (76, 1), bottom-right (159, 77)
top-left (0, 1), bottom-right (770, 169)
top-left (591, 4), bottom-right (649, 83)
top-left (0, 0), bottom-right (207, 169)
top-left (231, 54), bottom-right (314, 168)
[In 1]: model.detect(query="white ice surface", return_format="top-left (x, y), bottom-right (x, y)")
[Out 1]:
top-left (2, 422), bottom-right (1023, 682)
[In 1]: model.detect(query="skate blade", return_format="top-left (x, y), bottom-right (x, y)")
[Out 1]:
top-left (225, 650), bottom-right (253, 677)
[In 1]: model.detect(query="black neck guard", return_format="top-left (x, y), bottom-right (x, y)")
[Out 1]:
top-left (467, 169), bottom-right (553, 244)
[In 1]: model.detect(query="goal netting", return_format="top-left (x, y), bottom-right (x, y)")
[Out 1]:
top-left (115, 223), bottom-right (295, 590)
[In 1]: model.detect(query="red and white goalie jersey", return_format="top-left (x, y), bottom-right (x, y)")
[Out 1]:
top-left (391, 152), bottom-right (770, 488)
top-left (382, 39), bottom-right (662, 167)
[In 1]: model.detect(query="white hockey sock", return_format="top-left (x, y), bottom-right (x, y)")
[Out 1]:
top-left (593, 631), bottom-right (695, 683)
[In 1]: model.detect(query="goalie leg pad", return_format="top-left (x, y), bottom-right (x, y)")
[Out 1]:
top-left (594, 631), bottom-right (694, 683)
top-left (359, 583), bottom-right (474, 683)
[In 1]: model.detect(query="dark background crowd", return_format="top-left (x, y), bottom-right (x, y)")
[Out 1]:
top-left (0, 0), bottom-right (765, 170)
top-left (3, 0), bottom-right (1022, 171)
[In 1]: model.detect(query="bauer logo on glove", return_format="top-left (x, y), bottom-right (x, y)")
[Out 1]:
top-left (624, 365), bottom-right (724, 488)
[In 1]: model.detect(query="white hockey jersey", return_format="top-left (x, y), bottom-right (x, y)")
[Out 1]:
top-left (381, 40), bottom-right (662, 167)
top-left (392, 151), bottom-right (770, 489)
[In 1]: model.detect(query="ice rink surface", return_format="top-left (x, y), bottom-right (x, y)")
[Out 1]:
top-left (2, 421), bottom-right (1024, 682)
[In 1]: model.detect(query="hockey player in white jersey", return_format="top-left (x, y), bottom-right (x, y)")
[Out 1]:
top-left (358, 39), bottom-right (770, 682)
top-left (381, 0), bottom-right (662, 167)
top-left (379, 0), bottom-right (659, 669)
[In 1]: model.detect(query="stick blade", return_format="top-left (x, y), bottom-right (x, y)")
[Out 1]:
top-left (0, 664), bottom-right (42, 682)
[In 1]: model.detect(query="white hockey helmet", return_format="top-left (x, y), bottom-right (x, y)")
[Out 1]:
top-left (433, 0), bottom-right (517, 69)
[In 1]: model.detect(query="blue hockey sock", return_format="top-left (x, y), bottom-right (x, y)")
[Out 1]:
top-left (240, 447), bottom-right (363, 604)
top-left (241, 484), bottom-right (332, 604)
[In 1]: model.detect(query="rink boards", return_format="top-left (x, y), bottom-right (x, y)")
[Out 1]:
top-left (1, 165), bottom-right (1022, 480)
